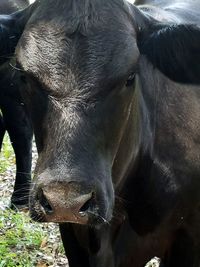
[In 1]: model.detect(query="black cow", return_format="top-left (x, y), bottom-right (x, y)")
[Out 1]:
top-left (1, 0), bottom-right (200, 266)
top-left (134, 0), bottom-right (164, 5)
top-left (0, 0), bottom-right (33, 208)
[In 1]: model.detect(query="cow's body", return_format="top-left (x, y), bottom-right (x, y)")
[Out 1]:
top-left (0, 0), bottom-right (33, 208)
top-left (0, 0), bottom-right (200, 266)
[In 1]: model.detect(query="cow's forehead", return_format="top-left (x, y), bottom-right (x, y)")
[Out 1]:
top-left (26, 0), bottom-right (134, 37)
top-left (16, 0), bottom-right (138, 93)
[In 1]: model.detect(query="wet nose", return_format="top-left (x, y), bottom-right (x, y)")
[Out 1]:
top-left (36, 183), bottom-right (94, 224)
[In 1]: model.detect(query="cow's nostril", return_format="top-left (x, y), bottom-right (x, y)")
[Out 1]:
top-left (39, 189), bottom-right (54, 215)
top-left (79, 192), bottom-right (94, 214)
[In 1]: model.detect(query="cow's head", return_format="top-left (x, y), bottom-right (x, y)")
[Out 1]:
top-left (20, 0), bottom-right (141, 225)
top-left (1, 0), bottom-right (200, 226)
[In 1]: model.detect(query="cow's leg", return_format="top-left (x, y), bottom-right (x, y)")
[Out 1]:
top-left (161, 230), bottom-right (200, 267)
top-left (59, 223), bottom-right (90, 267)
top-left (0, 113), bottom-right (6, 151)
top-left (1, 100), bottom-right (33, 209)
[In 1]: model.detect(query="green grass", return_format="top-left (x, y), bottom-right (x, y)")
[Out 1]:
top-left (0, 135), bottom-right (44, 266)
top-left (0, 134), bottom-right (15, 173)
top-left (0, 134), bottom-right (66, 267)
top-left (0, 207), bottom-right (65, 267)
top-left (0, 210), bottom-right (45, 267)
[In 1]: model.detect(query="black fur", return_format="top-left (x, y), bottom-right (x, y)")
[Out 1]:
top-left (0, 15), bottom-right (20, 64)
top-left (1, 0), bottom-right (200, 266)
top-left (139, 24), bottom-right (200, 84)
top-left (0, 0), bottom-right (33, 208)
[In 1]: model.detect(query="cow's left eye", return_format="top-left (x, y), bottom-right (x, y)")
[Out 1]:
top-left (126, 73), bottom-right (135, 87)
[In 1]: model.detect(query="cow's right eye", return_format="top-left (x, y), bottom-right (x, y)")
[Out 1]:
top-left (126, 73), bottom-right (135, 87)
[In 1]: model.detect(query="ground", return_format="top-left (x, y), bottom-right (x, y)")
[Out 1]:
top-left (0, 134), bottom-right (159, 267)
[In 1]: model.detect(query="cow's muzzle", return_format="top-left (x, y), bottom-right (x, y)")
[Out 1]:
top-left (29, 180), bottom-right (106, 225)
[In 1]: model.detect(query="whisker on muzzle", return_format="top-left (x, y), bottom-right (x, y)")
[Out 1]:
top-left (87, 211), bottom-right (110, 225)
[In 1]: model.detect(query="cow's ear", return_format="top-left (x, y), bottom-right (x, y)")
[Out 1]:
top-left (138, 24), bottom-right (200, 84)
top-left (0, 6), bottom-right (32, 65)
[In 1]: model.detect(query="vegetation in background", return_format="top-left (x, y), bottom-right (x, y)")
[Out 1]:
top-left (0, 134), bottom-right (14, 173)
top-left (0, 209), bottom-right (44, 266)
top-left (0, 134), bottom-right (67, 267)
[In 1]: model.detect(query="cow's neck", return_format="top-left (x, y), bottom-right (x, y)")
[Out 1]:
top-left (123, 55), bottom-right (200, 235)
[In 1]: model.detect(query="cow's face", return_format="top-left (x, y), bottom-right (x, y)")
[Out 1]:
top-left (15, 0), bottom-right (139, 225)
top-left (1, 0), bottom-right (200, 227)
